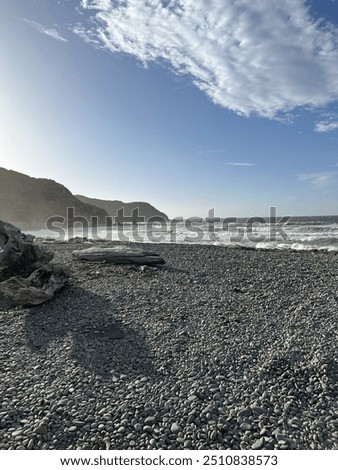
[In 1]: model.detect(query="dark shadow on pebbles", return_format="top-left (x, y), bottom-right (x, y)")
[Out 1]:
top-left (24, 285), bottom-right (155, 378)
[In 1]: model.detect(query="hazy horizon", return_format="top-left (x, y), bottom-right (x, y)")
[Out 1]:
top-left (1, 1), bottom-right (338, 218)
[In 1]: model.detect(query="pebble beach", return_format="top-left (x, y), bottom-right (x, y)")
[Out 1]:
top-left (0, 241), bottom-right (337, 450)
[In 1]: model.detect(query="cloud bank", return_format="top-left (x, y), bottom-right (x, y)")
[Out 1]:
top-left (76, 0), bottom-right (338, 118)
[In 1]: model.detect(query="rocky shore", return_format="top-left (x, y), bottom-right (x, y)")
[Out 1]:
top-left (1, 241), bottom-right (337, 450)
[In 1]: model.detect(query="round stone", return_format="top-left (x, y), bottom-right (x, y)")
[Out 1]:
top-left (33, 425), bottom-right (47, 435)
top-left (252, 438), bottom-right (265, 450)
top-left (144, 416), bottom-right (156, 425)
top-left (171, 423), bottom-right (182, 434)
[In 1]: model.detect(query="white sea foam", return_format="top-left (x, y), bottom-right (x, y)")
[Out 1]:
top-left (28, 216), bottom-right (338, 252)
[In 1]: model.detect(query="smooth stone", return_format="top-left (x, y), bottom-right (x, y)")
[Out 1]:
top-left (260, 428), bottom-right (269, 436)
top-left (85, 416), bottom-right (95, 422)
top-left (184, 440), bottom-right (192, 448)
top-left (171, 423), bottom-right (182, 434)
top-left (187, 396), bottom-right (198, 402)
top-left (251, 406), bottom-right (267, 415)
top-left (144, 417), bottom-right (156, 425)
top-left (252, 438), bottom-right (265, 450)
top-left (33, 424), bottom-right (47, 435)
top-left (210, 430), bottom-right (217, 441)
top-left (240, 423), bottom-right (252, 431)
top-left (73, 421), bottom-right (85, 427)
top-left (27, 439), bottom-right (34, 450)
top-left (238, 408), bottom-right (252, 418)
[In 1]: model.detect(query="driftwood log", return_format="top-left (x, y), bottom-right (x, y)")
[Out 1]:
top-left (73, 246), bottom-right (165, 266)
top-left (0, 220), bottom-right (68, 307)
top-left (0, 264), bottom-right (69, 307)
top-left (0, 220), bottom-right (52, 282)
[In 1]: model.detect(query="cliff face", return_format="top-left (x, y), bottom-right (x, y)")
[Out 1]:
top-left (75, 195), bottom-right (169, 223)
top-left (0, 168), bottom-right (108, 229)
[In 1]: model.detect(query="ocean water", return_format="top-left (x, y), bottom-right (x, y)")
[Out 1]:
top-left (28, 215), bottom-right (338, 252)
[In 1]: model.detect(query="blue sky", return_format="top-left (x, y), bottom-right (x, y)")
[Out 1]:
top-left (1, 0), bottom-right (338, 218)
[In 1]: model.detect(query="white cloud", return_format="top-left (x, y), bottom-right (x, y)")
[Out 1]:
top-left (24, 19), bottom-right (68, 42)
top-left (75, 0), bottom-right (338, 118)
top-left (298, 172), bottom-right (337, 189)
top-left (314, 121), bottom-right (338, 133)
top-left (44, 28), bottom-right (68, 42)
top-left (226, 162), bottom-right (255, 167)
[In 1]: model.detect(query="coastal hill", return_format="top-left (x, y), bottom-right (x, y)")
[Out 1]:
top-left (0, 168), bottom-right (109, 230)
top-left (75, 195), bottom-right (169, 223)
top-left (0, 167), bottom-right (168, 229)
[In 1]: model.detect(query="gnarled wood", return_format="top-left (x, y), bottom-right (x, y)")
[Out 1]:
top-left (0, 220), bottom-right (68, 306)
top-left (0, 220), bottom-right (52, 282)
top-left (73, 246), bottom-right (165, 266)
top-left (0, 264), bottom-right (69, 307)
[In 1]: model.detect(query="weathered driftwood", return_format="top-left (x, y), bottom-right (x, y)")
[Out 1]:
top-left (0, 220), bottom-right (68, 307)
top-left (0, 264), bottom-right (69, 307)
top-left (73, 246), bottom-right (165, 266)
top-left (0, 220), bottom-right (52, 282)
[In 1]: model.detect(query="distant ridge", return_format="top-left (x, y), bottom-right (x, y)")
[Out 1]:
top-left (0, 167), bottom-right (169, 230)
top-left (75, 195), bottom-right (169, 223)
top-left (0, 168), bottom-right (108, 229)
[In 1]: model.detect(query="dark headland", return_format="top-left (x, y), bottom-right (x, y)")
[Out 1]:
top-left (0, 167), bottom-right (168, 230)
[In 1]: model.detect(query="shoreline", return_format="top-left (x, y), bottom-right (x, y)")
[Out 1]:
top-left (1, 241), bottom-right (337, 450)
top-left (25, 215), bottom-right (338, 253)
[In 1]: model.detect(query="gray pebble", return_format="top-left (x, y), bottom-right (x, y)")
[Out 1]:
top-left (33, 425), bottom-right (47, 435)
top-left (238, 408), bottom-right (252, 418)
top-left (27, 439), bottom-right (34, 450)
top-left (240, 423), bottom-right (252, 432)
top-left (171, 423), bottom-right (182, 434)
top-left (251, 406), bottom-right (267, 415)
top-left (144, 416), bottom-right (156, 425)
top-left (252, 438), bottom-right (265, 450)
top-left (143, 426), bottom-right (153, 433)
